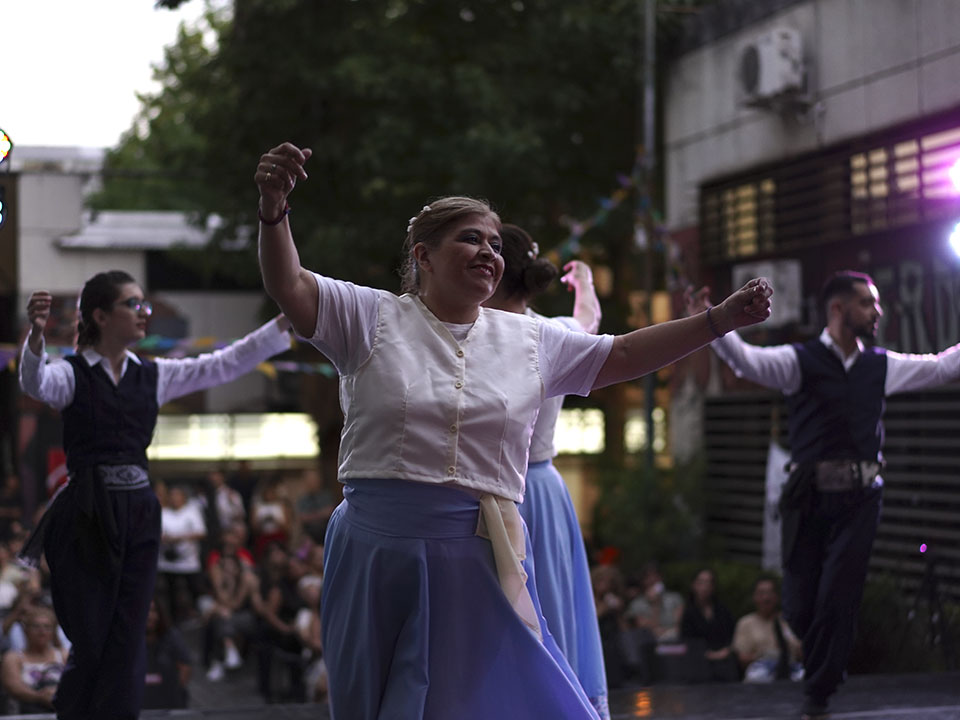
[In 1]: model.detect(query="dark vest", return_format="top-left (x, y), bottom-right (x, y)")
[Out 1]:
top-left (62, 354), bottom-right (159, 473)
top-left (786, 339), bottom-right (887, 465)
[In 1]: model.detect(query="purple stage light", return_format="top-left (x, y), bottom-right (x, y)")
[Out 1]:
top-left (950, 222), bottom-right (960, 258)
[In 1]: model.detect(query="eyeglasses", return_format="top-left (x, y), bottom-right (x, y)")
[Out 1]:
top-left (115, 297), bottom-right (153, 316)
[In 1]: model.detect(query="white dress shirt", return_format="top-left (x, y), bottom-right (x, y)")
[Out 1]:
top-left (19, 319), bottom-right (292, 410)
top-left (711, 327), bottom-right (960, 396)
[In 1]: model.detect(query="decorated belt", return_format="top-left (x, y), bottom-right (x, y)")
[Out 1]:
top-left (814, 459), bottom-right (881, 491)
top-left (94, 464), bottom-right (150, 490)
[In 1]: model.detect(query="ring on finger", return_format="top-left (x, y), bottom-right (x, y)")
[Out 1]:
top-left (266, 172), bottom-right (272, 180)
top-left (271, 163), bottom-right (277, 171)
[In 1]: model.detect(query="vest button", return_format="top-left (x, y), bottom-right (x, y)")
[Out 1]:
top-left (449, 424), bottom-right (457, 433)
top-left (456, 349), bottom-right (464, 358)
top-left (447, 466), bottom-right (455, 475)
top-left (454, 381), bottom-right (463, 389)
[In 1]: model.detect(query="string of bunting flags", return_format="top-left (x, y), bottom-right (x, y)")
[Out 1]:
top-left (0, 336), bottom-right (338, 378)
top-left (552, 154), bottom-right (667, 260)
top-left (551, 151), bottom-right (685, 292)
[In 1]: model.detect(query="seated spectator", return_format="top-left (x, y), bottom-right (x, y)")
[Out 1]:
top-left (0, 604), bottom-right (64, 714)
top-left (294, 574), bottom-right (327, 702)
top-left (158, 484), bottom-right (208, 624)
top-left (3, 574), bottom-right (71, 656)
top-left (143, 596), bottom-right (192, 710)
top-left (732, 576), bottom-right (803, 683)
top-left (250, 477), bottom-right (293, 561)
top-left (680, 568), bottom-right (739, 682)
top-left (294, 468), bottom-right (335, 545)
top-left (252, 542), bottom-right (305, 703)
top-left (203, 468), bottom-right (247, 545)
top-left (591, 564), bottom-right (630, 689)
top-left (623, 563), bottom-right (684, 683)
top-left (625, 563), bottom-right (685, 642)
top-left (203, 536), bottom-right (258, 682)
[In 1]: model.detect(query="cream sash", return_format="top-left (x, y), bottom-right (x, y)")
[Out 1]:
top-left (476, 494), bottom-right (542, 641)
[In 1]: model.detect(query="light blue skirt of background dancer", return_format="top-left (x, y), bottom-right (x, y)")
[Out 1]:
top-left (520, 459), bottom-right (610, 720)
top-left (322, 477), bottom-right (601, 720)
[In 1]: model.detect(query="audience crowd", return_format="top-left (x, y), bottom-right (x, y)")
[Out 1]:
top-left (0, 464), bottom-right (809, 714)
top-left (0, 466), bottom-right (336, 713)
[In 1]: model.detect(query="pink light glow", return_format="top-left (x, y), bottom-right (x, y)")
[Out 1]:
top-left (951, 158), bottom-right (960, 192)
top-left (950, 222), bottom-right (960, 258)
top-left (920, 543), bottom-right (928, 553)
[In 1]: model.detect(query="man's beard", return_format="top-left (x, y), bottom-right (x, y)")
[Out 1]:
top-left (846, 312), bottom-right (876, 341)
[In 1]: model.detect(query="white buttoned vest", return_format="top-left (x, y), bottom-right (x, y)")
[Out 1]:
top-left (337, 293), bottom-right (543, 502)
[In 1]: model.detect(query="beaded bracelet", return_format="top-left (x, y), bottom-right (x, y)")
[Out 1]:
top-left (706, 306), bottom-right (725, 339)
top-left (258, 202), bottom-right (291, 226)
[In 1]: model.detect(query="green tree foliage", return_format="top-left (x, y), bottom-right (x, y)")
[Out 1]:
top-left (96, 0), bottom-right (647, 290)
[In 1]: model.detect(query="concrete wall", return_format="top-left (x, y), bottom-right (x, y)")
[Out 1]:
top-left (664, 0), bottom-right (960, 229)
top-left (17, 173), bottom-right (144, 303)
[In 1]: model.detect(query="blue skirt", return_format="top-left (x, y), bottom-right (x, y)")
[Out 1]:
top-left (322, 478), bottom-right (600, 720)
top-left (520, 460), bottom-right (609, 719)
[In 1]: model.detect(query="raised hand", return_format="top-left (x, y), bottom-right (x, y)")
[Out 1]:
top-left (560, 260), bottom-right (593, 294)
top-left (714, 278), bottom-right (773, 333)
top-left (254, 142), bottom-right (313, 220)
top-left (26, 291), bottom-right (52, 354)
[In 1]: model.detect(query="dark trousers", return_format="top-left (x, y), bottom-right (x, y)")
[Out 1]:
top-left (782, 484), bottom-right (882, 704)
top-left (45, 486), bottom-right (161, 720)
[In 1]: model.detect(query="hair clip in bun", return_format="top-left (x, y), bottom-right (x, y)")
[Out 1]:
top-left (527, 241), bottom-right (540, 259)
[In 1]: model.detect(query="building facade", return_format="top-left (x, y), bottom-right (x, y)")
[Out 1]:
top-left (664, 0), bottom-right (960, 597)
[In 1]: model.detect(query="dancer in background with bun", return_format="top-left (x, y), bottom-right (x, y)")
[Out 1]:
top-left (483, 223), bottom-right (609, 718)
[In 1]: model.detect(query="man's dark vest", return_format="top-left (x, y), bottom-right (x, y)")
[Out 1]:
top-left (785, 339), bottom-right (887, 465)
top-left (62, 354), bottom-right (159, 473)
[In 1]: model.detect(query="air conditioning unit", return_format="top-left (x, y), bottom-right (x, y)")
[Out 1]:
top-left (739, 27), bottom-right (805, 106)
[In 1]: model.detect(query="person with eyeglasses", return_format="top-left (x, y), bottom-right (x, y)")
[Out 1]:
top-left (17, 270), bottom-right (292, 720)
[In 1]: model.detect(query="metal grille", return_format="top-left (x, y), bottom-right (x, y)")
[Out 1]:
top-left (700, 113), bottom-right (960, 266)
top-left (704, 387), bottom-right (960, 601)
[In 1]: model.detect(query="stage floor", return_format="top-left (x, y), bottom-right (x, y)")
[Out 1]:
top-left (9, 671), bottom-right (958, 719)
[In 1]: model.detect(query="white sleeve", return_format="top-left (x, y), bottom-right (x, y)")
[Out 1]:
top-left (156, 319), bottom-right (292, 406)
top-left (885, 344), bottom-right (960, 395)
top-left (18, 337), bottom-right (76, 411)
top-left (538, 321), bottom-right (614, 398)
top-left (710, 331), bottom-right (802, 395)
top-left (306, 273), bottom-right (381, 374)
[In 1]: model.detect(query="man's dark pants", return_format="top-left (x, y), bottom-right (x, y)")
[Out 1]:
top-left (781, 484), bottom-right (882, 705)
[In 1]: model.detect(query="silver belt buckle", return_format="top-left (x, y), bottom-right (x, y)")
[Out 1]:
top-left (815, 461), bottom-right (855, 491)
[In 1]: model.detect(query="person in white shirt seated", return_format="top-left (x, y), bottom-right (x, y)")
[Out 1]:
top-left (255, 140), bottom-right (773, 720)
top-left (731, 576), bottom-right (802, 683)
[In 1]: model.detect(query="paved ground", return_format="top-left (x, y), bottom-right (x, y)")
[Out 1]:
top-left (6, 629), bottom-right (958, 720)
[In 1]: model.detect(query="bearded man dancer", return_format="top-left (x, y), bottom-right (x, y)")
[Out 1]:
top-left (688, 270), bottom-right (960, 720)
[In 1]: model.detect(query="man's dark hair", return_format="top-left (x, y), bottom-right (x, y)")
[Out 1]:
top-left (820, 270), bottom-right (874, 314)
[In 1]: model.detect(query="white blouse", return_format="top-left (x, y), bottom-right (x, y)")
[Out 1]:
top-left (307, 274), bottom-right (613, 502)
top-left (526, 312), bottom-right (584, 464)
